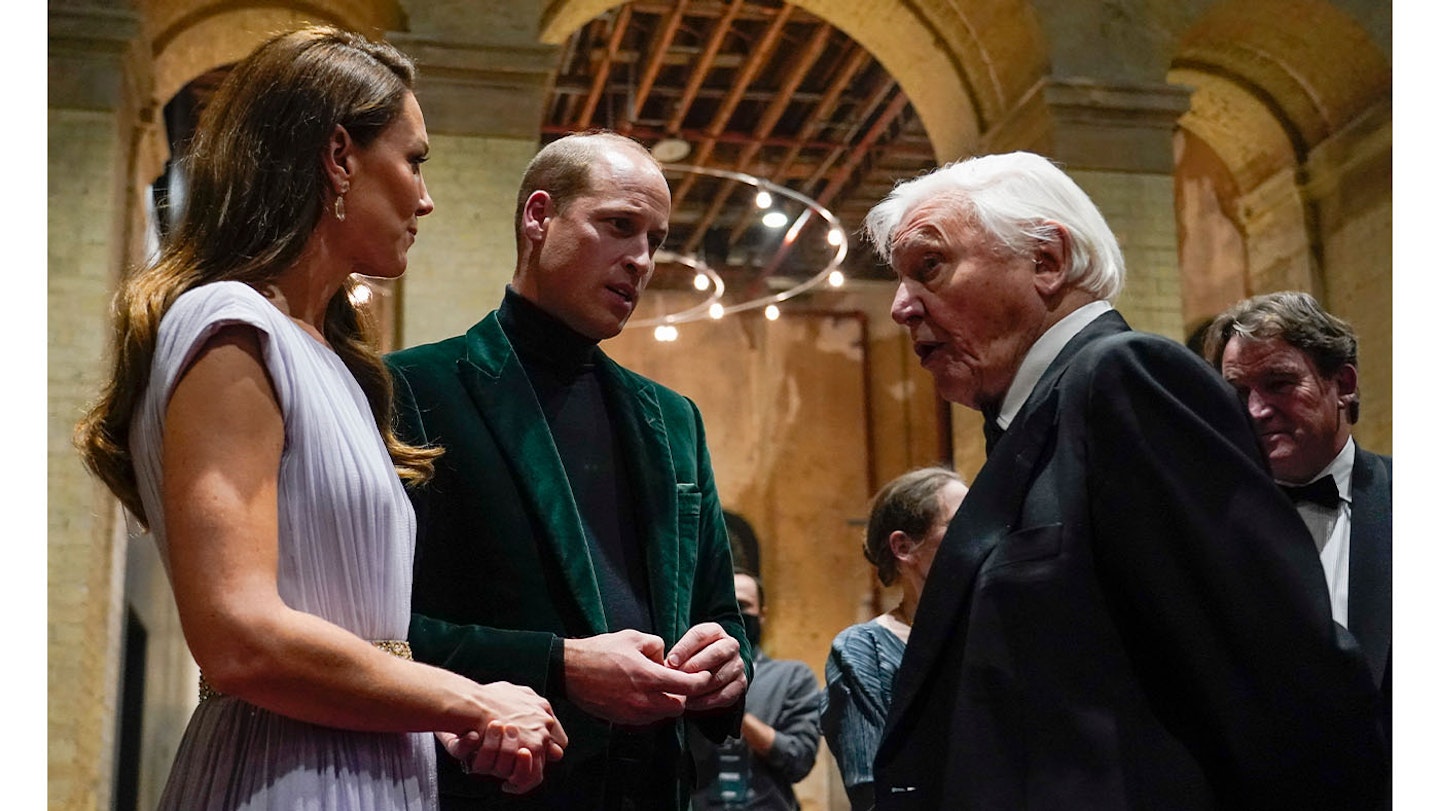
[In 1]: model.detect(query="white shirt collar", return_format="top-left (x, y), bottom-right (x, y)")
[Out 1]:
top-left (1301, 436), bottom-right (1355, 503)
top-left (996, 300), bottom-right (1113, 429)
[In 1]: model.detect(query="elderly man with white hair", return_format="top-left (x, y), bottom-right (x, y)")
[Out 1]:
top-left (868, 152), bottom-right (1387, 810)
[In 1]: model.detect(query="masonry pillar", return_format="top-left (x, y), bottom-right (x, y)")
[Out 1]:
top-left (48, 4), bottom-right (153, 808)
top-left (1303, 101), bottom-right (1392, 452)
top-left (986, 78), bottom-right (1192, 339)
top-left (389, 1), bottom-right (559, 347)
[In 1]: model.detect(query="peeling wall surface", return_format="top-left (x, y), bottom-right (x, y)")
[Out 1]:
top-left (49, 1), bottom-right (1389, 808)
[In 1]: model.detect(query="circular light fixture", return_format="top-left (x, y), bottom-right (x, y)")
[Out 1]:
top-left (693, 273), bottom-right (711, 291)
top-left (754, 190), bottom-right (773, 208)
top-left (650, 137), bottom-right (692, 163)
top-left (630, 165), bottom-right (849, 330)
top-left (828, 270), bottom-right (845, 287)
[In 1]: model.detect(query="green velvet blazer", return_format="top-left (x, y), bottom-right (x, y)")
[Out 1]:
top-left (387, 310), bottom-right (750, 809)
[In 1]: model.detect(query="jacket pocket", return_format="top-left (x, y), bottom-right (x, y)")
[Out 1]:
top-left (990, 522), bottom-right (1063, 569)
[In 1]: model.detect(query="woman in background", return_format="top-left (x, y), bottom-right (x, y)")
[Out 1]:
top-left (75, 26), bottom-right (564, 810)
top-left (820, 467), bottom-right (967, 810)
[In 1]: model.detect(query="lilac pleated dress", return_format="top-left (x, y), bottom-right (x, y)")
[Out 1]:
top-left (130, 281), bottom-right (437, 810)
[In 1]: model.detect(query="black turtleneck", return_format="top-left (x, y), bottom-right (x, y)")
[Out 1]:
top-left (497, 287), bottom-right (654, 640)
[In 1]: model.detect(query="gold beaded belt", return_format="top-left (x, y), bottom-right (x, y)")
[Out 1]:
top-left (198, 639), bottom-right (413, 701)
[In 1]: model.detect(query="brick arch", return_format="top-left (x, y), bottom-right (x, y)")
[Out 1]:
top-left (143, 1), bottom-right (405, 105)
top-left (538, 0), bottom-right (1051, 161)
top-left (1166, 0), bottom-right (1391, 452)
top-left (1167, 0), bottom-right (1389, 311)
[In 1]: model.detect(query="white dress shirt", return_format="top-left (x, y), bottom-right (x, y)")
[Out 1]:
top-left (996, 300), bottom-right (1114, 429)
top-left (1289, 438), bottom-right (1355, 627)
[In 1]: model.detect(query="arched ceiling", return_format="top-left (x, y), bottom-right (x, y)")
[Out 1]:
top-left (1171, 0), bottom-right (1389, 180)
top-left (536, 0), bottom-right (1050, 285)
top-left (141, 1), bottom-right (404, 103)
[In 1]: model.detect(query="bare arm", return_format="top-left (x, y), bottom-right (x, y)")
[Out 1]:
top-left (162, 326), bottom-right (565, 788)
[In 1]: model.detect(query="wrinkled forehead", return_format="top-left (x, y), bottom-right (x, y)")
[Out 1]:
top-left (1223, 335), bottom-right (1316, 377)
top-left (889, 192), bottom-right (982, 256)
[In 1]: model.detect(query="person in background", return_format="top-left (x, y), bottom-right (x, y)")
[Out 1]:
top-left (1204, 291), bottom-right (1391, 739)
top-left (387, 130), bottom-right (749, 810)
top-left (692, 570), bottom-right (823, 811)
top-left (73, 26), bottom-right (565, 810)
top-left (820, 467), bottom-right (966, 811)
top-left (865, 151), bottom-right (1385, 809)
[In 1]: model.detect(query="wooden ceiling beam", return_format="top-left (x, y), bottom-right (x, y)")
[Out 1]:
top-left (818, 89), bottom-right (911, 207)
top-left (665, 0), bottom-right (743, 136)
top-left (682, 21), bottom-right (832, 253)
top-left (574, 5), bottom-right (633, 130)
top-left (672, 2), bottom-right (795, 209)
top-left (621, 0), bottom-right (689, 134)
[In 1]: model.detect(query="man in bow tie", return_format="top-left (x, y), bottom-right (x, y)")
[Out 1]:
top-left (868, 152), bottom-right (1386, 809)
top-left (1205, 291), bottom-right (1391, 734)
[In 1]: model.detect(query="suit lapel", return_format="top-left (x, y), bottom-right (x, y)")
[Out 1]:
top-left (458, 315), bottom-right (608, 636)
top-left (596, 355), bottom-right (683, 642)
top-left (881, 310), bottom-right (1130, 754)
top-left (1347, 447), bottom-right (1392, 686)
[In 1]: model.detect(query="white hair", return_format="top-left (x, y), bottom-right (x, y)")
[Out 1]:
top-left (862, 151), bottom-right (1126, 301)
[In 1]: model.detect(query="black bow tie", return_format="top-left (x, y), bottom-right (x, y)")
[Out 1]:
top-left (981, 405), bottom-right (1005, 456)
top-left (982, 418), bottom-right (1005, 455)
top-left (1279, 475), bottom-right (1341, 509)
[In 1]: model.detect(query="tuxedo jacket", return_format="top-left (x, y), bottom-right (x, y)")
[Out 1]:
top-left (1349, 446), bottom-right (1393, 730)
top-left (387, 311), bottom-right (749, 810)
top-left (874, 311), bottom-right (1386, 810)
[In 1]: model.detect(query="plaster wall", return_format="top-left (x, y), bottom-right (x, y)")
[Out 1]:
top-left (398, 134), bottom-right (538, 347)
top-left (48, 105), bottom-right (131, 811)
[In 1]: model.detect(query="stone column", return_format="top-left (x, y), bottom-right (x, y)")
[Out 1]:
top-left (387, 1), bottom-right (559, 348)
top-left (986, 78), bottom-right (1193, 339)
top-left (48, 4), bottom-right (153, 808)
top-left (1303, 101), bottom-right (1392, 453)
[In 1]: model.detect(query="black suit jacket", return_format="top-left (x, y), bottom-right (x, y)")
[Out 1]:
top-left (387, 312), bottom-right (749, 810)
top-left (874, 311), bottom-right (1386, 810)
top-left (1349, 446), bottom-right (1392, 732)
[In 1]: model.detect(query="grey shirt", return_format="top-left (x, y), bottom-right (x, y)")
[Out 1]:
top-left (691, 651), bottom-right (823, 810)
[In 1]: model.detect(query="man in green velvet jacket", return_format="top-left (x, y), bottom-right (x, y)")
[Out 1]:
top-left (387, 131), bottom-right (751, 810)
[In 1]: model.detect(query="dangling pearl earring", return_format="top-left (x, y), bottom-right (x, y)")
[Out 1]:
top-left (334, 181), bottom-right (350, 221)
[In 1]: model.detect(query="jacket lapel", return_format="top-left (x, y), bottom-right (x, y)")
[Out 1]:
top-left (1347, 447), bottom-right (1392, 686)
top-left (458, 314), bottom-right (608, 636)
top-left (881, 310), bottom-right (1130, 753)
top-left (595, 355), bottom-right (683, 642)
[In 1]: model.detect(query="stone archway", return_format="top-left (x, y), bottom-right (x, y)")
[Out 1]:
top-left (538, 0), bottom-right (1052, 161)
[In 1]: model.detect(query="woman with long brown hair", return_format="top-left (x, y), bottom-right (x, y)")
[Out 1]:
top-left (75, 26), bottom-right (565, 809)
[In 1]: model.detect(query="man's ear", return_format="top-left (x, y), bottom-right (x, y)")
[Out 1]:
top-left (521, 191), bottom-right (554, 242)
top-left (1335, 363), bottom-right (1359, 422)
top-left (1032, 221), bottom-right (1071, 297)
top-left (889, 530), bottom-right (916, 562)
top-left (321, 124), bottom-right (355, 194)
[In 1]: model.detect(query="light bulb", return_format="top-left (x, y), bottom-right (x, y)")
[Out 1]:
top-left (755, 190), bottom-right (773, 209)
top-left (828, 270), bottom-right (845, 287)
top-left (827, 228), bottom-right (845, 247)
top-left (693, 273), bottom-right (710, 291)
top-left (762, 211), bottom-right (788, 229)
top-left (709, 303), bottom-right (725, 319)
top-left (764, 304), bottom-right (780, 321)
